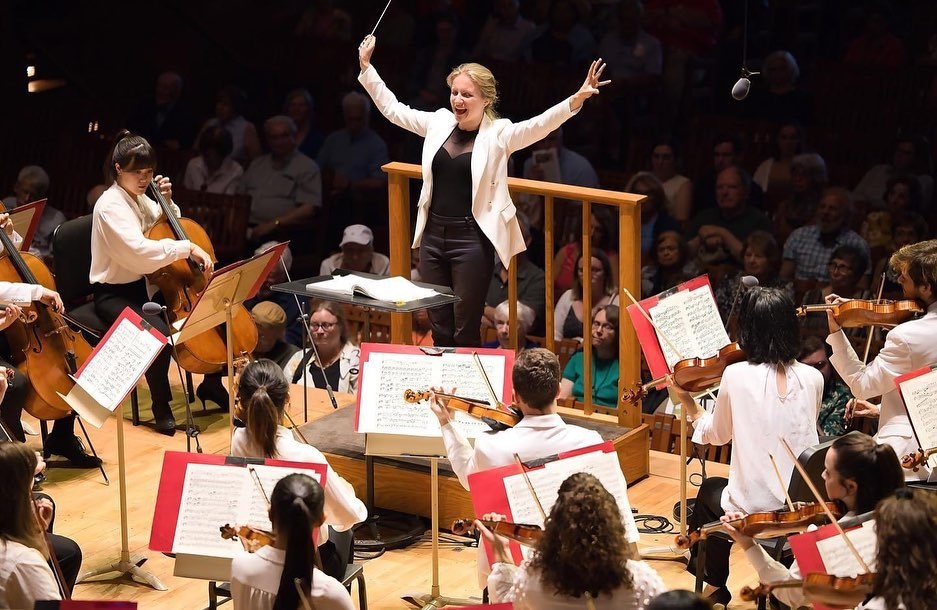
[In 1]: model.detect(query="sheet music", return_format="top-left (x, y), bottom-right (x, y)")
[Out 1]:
top-left (357, 352), bottom-right (504, 438)
top-left (898, 369), bottom-right (937, 452)
top-left (76, 316), bottom-right (164, 410)
top-left (815, 519), bottom-right (877, 577)
top-left (241, 464), bottom-right (324, 527)
top-left (649, 285), bottom-right (730, 368)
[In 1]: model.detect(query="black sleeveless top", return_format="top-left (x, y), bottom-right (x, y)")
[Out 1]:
top-left (429, 127), bottom-right (477, 217)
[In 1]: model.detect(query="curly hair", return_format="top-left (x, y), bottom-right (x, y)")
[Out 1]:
top-left (871, 488), bottom-right (937, 610)
top-left (529, 473), bottom-right (633, 598)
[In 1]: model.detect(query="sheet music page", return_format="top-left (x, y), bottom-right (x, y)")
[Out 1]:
top-left (239, 464), bottom-right (324, 530)
top-left (649, 285), bottom-right (730, 367)
top-left (502, 450), bottom-right (638, 541)
top-left (684, 285), bottom-right (731, 357)
top-left (76, 317), bottom-right (165, 410)
top-left (172, 464), bottom-right (246, 557)
top-left (898, 369), bottom-right (937, 450)
top-left (815, 519), bottom-right (877, 577)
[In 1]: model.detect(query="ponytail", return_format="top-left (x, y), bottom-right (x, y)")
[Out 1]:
top-left (237, 359), bottom-right (291, 458)
top-left (104, 129), bottom-right (156, 184)
top-left (832, 431), bottom-right (904, 514)
top-left (246, 386), bottom-right (280, 458)
top-left (270, 474), bottom-right (325, 610)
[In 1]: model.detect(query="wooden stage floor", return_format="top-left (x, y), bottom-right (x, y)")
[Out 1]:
top-left (30, 380), bottom-right (760, 609)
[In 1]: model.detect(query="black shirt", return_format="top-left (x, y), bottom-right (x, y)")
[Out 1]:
top-left (430, 127), bottom-right (477, 216)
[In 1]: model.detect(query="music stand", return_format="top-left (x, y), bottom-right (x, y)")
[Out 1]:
top-left (174, 243), bottom-right (289, 443)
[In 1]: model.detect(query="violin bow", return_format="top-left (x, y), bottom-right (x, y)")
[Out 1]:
top-left (283, 408), bottom-right (312, 446)
top-left (472, 351), bottom-right (502, 409)
top-left (513, 453), bottom-right (547, 522)
top-left (860, 271), bottom-right (887, 364)
top-left (248, 466), bottom-right (271, 507)
top-left (778, 437), bottom-right (871, 573)
top-left (768, 453), bottom-right (796, 512)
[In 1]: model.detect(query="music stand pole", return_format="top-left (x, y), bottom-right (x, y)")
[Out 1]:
top-left (78, 402), bottom-right (167, 590)
top-left (226, 298), bottom-right (235, 442)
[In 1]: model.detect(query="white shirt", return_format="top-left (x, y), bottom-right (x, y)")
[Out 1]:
top-left (0, 282), bottom-right (43, 305)
top-left (692, 361), bottom-right (822, 514)
top-left (488, 558), bottom-right (664, 610)
top-left (183, 156), bottom-right (244, 194)
top-left (319, 252), bottom-right (390, 276)
top-left (0, 539), bottom-right (61, 608)
top-left (231, 425), bottom-right (368, 542)
top-left (828, 301), bottom-right (937, 481)
top-left (230, 545), bottom-right (354, 610)
top-left (90, 183), bottom-right (191, 285)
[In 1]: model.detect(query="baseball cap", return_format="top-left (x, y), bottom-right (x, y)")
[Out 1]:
top-left (339, 224), bottom-right (373, 247)
top-left (251, 301), bottom-right (287, 331)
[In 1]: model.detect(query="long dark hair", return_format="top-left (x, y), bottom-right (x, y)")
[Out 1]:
top-left (0, 442), bottom-right (45, 554)
top-left (573, 247), bottom-right (615, 300)
top-left (530, 473), bottom-right (633, 598)
top-left (238, 358), bottom-right (290, 458)
top-left (871, 488), bottom-right (937, 610)
top-left (104, 129), bottom-right (156, 184)
top-left (271, 474), bottom-right (325, 610)
top-left (830, 431), bottom-right (903, 514)
top-left (737, 287), bottom-right (801, 364)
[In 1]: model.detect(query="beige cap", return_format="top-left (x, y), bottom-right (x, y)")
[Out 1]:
top-left (251, 301), bottom-right (287, 331)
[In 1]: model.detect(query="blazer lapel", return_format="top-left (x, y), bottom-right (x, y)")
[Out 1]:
top-left (424, 115), bottom-right (456, 180)
top-left (470, 115), bottom-right (492, 207)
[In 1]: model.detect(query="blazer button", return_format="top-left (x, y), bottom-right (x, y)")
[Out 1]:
top-left (488, 202), bottom-right (492, 209)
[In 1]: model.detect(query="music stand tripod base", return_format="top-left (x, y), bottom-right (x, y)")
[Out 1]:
top-left (78, 554), bottom-right (168, 591)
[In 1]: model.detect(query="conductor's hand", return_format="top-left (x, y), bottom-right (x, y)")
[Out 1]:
top-left (720, 512), bottom-right (755, 550)
top-left (154, 174), bottom-right (173, 202)
top-left (569, 59), bottom-right (611, 111)
top-left (190, 244), bottom-right (215, 274)
top-left (428, 386), bottom-right (456, 427)
top-left (0, 304), bottom-right (22, 331)
top-left (38, 287), bottom-right (63, 313)
top-left (824, 293), bottom-right (848, 334)
top-left (359, 35), bottom-right (376, 71)
top-left (475, 512), bottom-right (513, 564)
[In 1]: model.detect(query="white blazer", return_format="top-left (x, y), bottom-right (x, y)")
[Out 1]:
top-left (358, 64), bottom-right (581, 268)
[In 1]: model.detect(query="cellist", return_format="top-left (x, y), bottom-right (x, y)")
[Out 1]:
top-left (90, 130), bottom-right (213, 435)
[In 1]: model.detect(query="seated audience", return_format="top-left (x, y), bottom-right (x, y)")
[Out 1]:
top-left (598, 0), bottom-right (663, 81)
top-left (285, 301), bottom-right (360, 393)
top-left (245, 243), bottom-right (303, 347)
top-left (407, 12), bottom-right (470, 110)
top-left (483, 473), bottom-right (664, 609)
top-left (229, 473), bottom-right (356, 609)
top-left (798, 336), bottom-right (854, 437)
top-left (740, 50), bottom-right (813, 124)
top-left (1, 165), bottom-right (65, 264)
top-left (772, 152), bottom-right (828, 242)
top-left (251, 301), bottom-right (300, 370)
top-left (800, 244), bottom-right (872, 336)
top-left (860, 174), bottom-right (924, 249)
top-left (692, 134), bottom-right (765, 213)
top-left (843, 3), bottom-right (908, 69)
top-left (559, 305), bottom-right (620, 407)
top-left (293, 0), bottom-right (352, 42)
top-left (714, 231), bottom-right (792, 323)
top-left (483, 300), bottom-right (538, 352)
top-left (648, 140), bottom-right (692, 225)
top-left (484, 212), bottom-right (546, 335)
top-left (641, 230), bottom-right (699, 298)
top-left (853, 134), bottom-right (933, 210)
top-left (522, 127), bottom-right (600, 194)
top-left (553, 206), bottom-right (619, 295)
top-left (473, 0), bottom-right (536, 61)
top-left (555, 248), bottom-right (619, 342)
top-left (182, 126), bottom-right (243, 194)
top-left (526, 0), bottom-right (597, 66)
top-left (870, 212), bottom-right (930, 300)
top-left (627, 171), bottom-right (681, 263)
top-left (319, 224), bottom-right (390, 276)
top-left (316, 92), bottom-right (389, 202)
top-left (125, 71), bottom-right (197, 150)
top-left (751, 121), bottom-right (805, 210)
top-left (199, 85), bottom-right (261, 167)
top-left (284, 88), bottom-right (324, 160)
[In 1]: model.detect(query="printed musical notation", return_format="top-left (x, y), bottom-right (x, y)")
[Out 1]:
top-left (815, 519), bottom-right (877, 577)
top-left (897, 369), bottom-right (937, 454)
top-left (649, 285), bottom-right (730, 368)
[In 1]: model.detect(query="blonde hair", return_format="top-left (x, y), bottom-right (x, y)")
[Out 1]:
top-left (447, 63), bottom-right (499, 120)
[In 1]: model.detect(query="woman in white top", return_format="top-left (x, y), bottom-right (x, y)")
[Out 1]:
top-left (0, 442), bottom-right (62, 608)
top-left (649, 141), bottom-right (692, 225)
top-left (673, 286), bottom-right (824, 605)
top-left (481, 473), bottom-right (664, 610)
top-left (284, 301), bottom-right (360, 394)
top-left (722, 431), bottom-right (904, 610)
top-left (232, 358), bottom-right (367, 579)
top-left (230, 473), bottom-right (355, 610)
top-left (553, 248), bottom-right (619, 342)
top-left (90, 130), bottom-right (214, 435)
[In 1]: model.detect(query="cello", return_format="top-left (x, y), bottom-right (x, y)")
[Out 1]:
top-left (144, 181), bottom-right (257, 373)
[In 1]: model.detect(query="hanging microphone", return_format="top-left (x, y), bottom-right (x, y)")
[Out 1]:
top-left (731, 67), bottom-right (760, 101)
top-left (740, 275), bottom-right (759, 289)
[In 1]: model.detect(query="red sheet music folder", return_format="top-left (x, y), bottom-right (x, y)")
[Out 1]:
top-left (788, 520), bottom-right (874, 610)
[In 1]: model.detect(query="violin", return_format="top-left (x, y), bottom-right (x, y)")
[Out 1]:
top-left (144, 180), bottom-right (257, 374)
top-left (403, 389), bottom-right (522, 431)
top-left (451, 519), bottom-right (542, 546)
top-left (796, 299), bottom-right (923, 328)
top-left (622, 343), bottom-right (746, 405)
top-left (675, 501), bottom-right (842, 549)
top-left (900, 447), bottom-right (937, 472)
top-left (220, 523), bottom-right (275, 552)
top-left (740, 572), bottom-right (875, 608)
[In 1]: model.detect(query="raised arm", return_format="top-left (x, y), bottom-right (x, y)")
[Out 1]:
top-left (357, 35), bottom-right (436, 137)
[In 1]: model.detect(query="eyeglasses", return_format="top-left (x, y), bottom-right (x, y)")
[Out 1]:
top-left (309, 322), bottom-right (337, 331)
top-left (827, 262), bottom-right (853, 273)
top-left (591, 321), bottom-right (615, 332)
top-left (578, 266), bottom-right (605, 275)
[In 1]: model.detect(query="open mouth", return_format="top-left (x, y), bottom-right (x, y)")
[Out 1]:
top-left (454, 107), bottom-right (467, 119)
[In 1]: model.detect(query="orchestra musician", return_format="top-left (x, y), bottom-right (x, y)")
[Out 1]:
top-left (672, 286), bottom-right (823, 605)
top-left (230, 473), bottom-right (355, 610)
top-left (825, 239), bottom-right (937, 481)
top-left (479, 472), bottom-right (665, 610)
top-left (721, 431), bottom-right (904, 609)
top-left (231, 358), bottom-right (366, 580)
top-left (89, 130), bottom-right (214, 435)
top-left (358, 34), bottom-right (609, 347)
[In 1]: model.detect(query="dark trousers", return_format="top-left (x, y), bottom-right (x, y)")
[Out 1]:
top-left (419, 212), bottom-right (495, 347)
top-left (687, 476), bottom-right (732, 587)
top-left (34, 493), bottom-right (82, 592)
top-left (0, 344), bottom-right (77, 442)
top-left (93, 280), bottom-right (173, 405)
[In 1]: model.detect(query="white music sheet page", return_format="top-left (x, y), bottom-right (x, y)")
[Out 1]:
top-left (898, 368), bottom-right (937, 456)
top-left (815, 519), bottom-right (877, 577)
top-left (649, 284), bottom-right (730, 368)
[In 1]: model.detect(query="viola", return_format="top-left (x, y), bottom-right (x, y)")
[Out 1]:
top-left (796, 298), bottom-right (923, 328)
top-left (622, 343), bottom-right (746, 405)
top-left (675, 501), bottom-right (842, 549)
top-left (900, 447), bottom-right (937, 472)
top-left (740, 572), bottom-right (875, 608)
top-left (403, 389), bottom-right (522, 430)
top-left (144, 180), bottom-right (257, 373)
top-left (220, 523), bottom-right (275, 552)
top-left (451, 519), bottom-right (542, 546)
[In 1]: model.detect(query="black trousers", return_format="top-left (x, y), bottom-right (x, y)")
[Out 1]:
top-left (93, 280), bottom-right (173, 405)
top-left (0, 342), bottom-right (77, 442)
top-left (687, 476), bottom-right (732, 587)
top-left (419, 212), bottom-right (495, 347)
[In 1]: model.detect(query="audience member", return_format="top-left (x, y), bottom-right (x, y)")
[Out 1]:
top-left (285, 301), bottom-right (360, 393)
top-left (627, 171), bottom-right (681, 263)
top-left (293, 0), bottom-right (352, 42)
top-left (752, 121), bottom-right (805, 209)
top-left (200, 85), bottom-right (262, 167)
top-left (86, 184), bottom-right (106, 212)
top-left (692, 134), bottom-right (764, 213)
top-left (2, 165), bottom-right (65, 264)
top-left (182, 126), bottom-right (243, 194)
top-left (125, 71), bottom-right (197, 150)
top-left (686, 165), bottom-right (773, 267)
top-left (800, 244), bottom-right (872, 337)
top-left (870, 212), bottom-right (930, 300)
top-left (559, 305), bottom-right (620, 406)
top-left (860, 174), bottom-right (924, 249)
top-left (483, 212), bottom-right (546, 335)
top-left (649, 140), bottom-right (692, 225)
top-left (853, 134), bottom-right (934, 210)
top-left (250, 301), bottom-right (300, 370)
top-left (407, 12), bottom-right (470, 110)
top-left (526, 0), bottom-right (597, 66)
top-left (553, 206), bottom-right (619, 294)
top-left (843, 2), bottom-right (907, 68)
top-left (781, 188), bottom-right (871, 286)
top-left (798, 335), bottom-right (853, 437)
top-left (473, 0), bottom-right (536, 61)
top-left (522, 127), bottom-right (600, 193)
top-left (319, 224), bottom-right (390, 276)
top-left (484, 300), bottom-right (538, 351)
top-left (740, 50), bottom-right (813, 124)
top-left (641, 230), bottom-right (699, 298)
top-left (598, 0), bottom-right (663, 81)
top-left (245, 242), bottom-right (303, 347)
top-left (714, 231), bottom-right (792, 323)
top-left (241, 115), bottom-right (322, 241)
top-left (284, 88), bottom-right (325, 159)
top-left (554, 248), bottom-right (619, 341)
top-left (773, 152), bottom-right (828, 242)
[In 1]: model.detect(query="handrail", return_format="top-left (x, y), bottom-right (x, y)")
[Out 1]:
top-left (382, 161), bottom-right (644, 429)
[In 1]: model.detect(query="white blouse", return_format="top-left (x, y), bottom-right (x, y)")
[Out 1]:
top-left (230, 545), bottom-right (354, 610)
top-left (0, 539), bottom-right (61, 608)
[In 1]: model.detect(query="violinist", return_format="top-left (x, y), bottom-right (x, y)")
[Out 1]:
top-left (722, 431), bottom-right (904, 610)
top-left (826, 239), bottom-right (937, 481)
top-left (480, 473), bottom-right (664, 610)
top-left (231, 358), bottom-right (366, 580)
top-left (672, 286), bottom-right (823, 605)
top-left (90, 130), bottom-right (214, 435)
top-left (857, 488), bottom-right (937, 610)
top-left (230, 473), bottom-right (355, 610)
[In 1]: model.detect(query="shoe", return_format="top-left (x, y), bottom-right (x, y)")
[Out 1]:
top-left (196, 380), bottom-right (229, 410)
top-left (152, 403), bottom-right (177, 436)
top-left (43, 434), bottom-right (102, 468)
top-left (21, 420), bottom-right (39, 436)
top-left (706, 586), bottom-right (731, 606)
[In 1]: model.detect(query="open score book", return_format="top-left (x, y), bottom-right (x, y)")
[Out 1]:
top-left (307, 274), bottom-right (440, 304)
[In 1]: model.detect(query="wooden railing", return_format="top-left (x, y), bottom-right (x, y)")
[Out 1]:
top-left (382, 161), bottom-right (645, 430)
